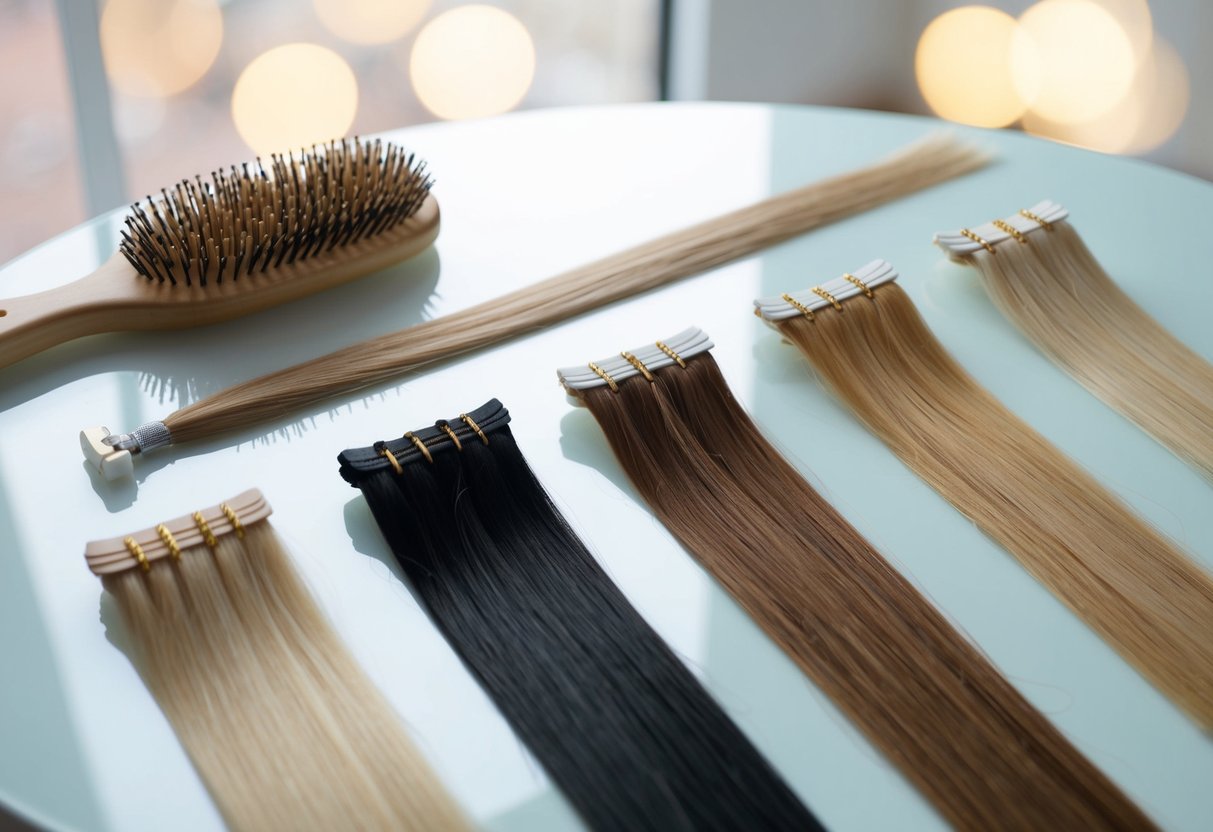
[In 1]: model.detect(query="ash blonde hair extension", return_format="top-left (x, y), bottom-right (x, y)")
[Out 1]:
top-left (142, 135), bottom-right (986, 446)
top-left (86, 491), bottom-right (469, 832)
top-left (569, 347), bottom-right (1157, 831)
top-left (953, 217), bottom-right (1213, 480)
top-left (767, 277), bottom-right (1213, 728)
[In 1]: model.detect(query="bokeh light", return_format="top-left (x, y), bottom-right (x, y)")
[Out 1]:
top-left (913, 0), bottom-right (1187, 156)
top-left (100, 0), bottom-right (222, 97)
top-left (313, 0), bottom-right (430, 46)
top-left (409, 5), bottom-right (536, 121)
top-left (231, 44), bottom-right (358, 156)
top-left (1120, 37), bottom-right (1188, 153)
top-left (915, 6), bottom-right (1028, 128)
top-left (1012, 0), bottom-right (1136, 124)
top-left (1088, 0), bottom-right (1153, 63)
top-left (1024, 35), bottom-right (1188, 154)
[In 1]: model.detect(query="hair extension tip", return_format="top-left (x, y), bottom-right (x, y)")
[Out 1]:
top-left (80, 427), bottom-right (133, 481)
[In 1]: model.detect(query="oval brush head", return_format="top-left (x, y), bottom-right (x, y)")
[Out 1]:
top-left (0, 137), bottom-right (438, 370)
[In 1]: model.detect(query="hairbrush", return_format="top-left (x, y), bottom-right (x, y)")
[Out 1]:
top-left (0, 138), bottom-right (436, 369)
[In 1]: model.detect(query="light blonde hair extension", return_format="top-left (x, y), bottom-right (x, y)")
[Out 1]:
top-left (943, 211), bottom-right (1213, 480)
top-left (85, 490), bottom-right (469, 832)
top-left (763, 275), bottom-right (1213, 728)
top-left (566, 340), bottom-right (1157, 831)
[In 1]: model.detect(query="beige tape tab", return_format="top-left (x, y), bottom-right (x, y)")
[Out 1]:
top-left (84, 488), bottom-right (272, 576)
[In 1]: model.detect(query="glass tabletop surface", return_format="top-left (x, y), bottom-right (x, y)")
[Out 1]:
top-left (1, 102), bottom-right (1210, 831)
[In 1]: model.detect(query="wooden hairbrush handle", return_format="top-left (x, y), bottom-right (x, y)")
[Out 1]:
top-left (0, 255), bottom-right (139, 369)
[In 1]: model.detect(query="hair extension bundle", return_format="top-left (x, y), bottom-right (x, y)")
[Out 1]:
top-left (560, 330), bottom-right (1157, 831)
top-left (85, 490), bottom-right (469, 832)
top-left (936, 201), bottom-right (1213, 480)
top-left (756, 261), bottom-right (1213, 728)
top-left (83, 134), bottom-right (990, 481)
top-left (337, 402), bottom-right (823, 832)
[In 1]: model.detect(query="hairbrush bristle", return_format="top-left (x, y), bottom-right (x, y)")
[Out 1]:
top-left (118, 138), bottom-right (433, 287)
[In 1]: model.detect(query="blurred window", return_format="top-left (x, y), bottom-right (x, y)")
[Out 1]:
top-left (0, 0), bottom-right (661, 265)
top-left (0, 0), bottom-right (84, 267)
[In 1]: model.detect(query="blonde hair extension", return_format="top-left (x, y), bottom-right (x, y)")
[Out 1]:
top-left (757, 265), bottom-right (1213, 728)
top-left (85, 136), bottom-right (990, 478)
top-left (937, 202), bottom-right (1213, 480)
top-left (561, 333), bottom-right (1157, 831)
top-left (85, 490), bottom-right (469, 832)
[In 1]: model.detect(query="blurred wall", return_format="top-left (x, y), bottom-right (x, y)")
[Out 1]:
top-left (669, 0), bottom-right (1212, 180)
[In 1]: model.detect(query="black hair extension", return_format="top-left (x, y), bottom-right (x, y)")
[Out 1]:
top-left (338, 400), bottom-right (823, 832)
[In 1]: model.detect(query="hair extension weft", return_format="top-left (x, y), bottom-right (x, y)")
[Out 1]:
top-left (774, 282), bottom-right (1213, 728)
top-left (575, 354), bottom-right (1156, 832)
top-left (966, 220), bottom-right (1213, 480)
top-left (147, 136), bottom-right (988, 450)
top-left (88, 494), bottom-right (469, 832)
top-left (338, 405), bottom-right (823, 832)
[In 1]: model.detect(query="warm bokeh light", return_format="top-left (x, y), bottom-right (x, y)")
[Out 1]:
top-left (409, 5), bottom-right (536, 121)
top-left (1089, 0), bottom-right (1153, 63)
top-left (231, 44), bottom-right (358, 156)
top-left (1012, 0), bottom-right (1136, 124)
top-left (100, 0), bottom-right (222, 97)
top-left (914, 0), bottom-right (1186, 157)
top-left (313, 0), bottom-right (430, 45)
top-left (915, 6), bottom-right (1028, 128)
top-left (1120, 37), bottom-right (1188, 153)
top-left (1024, 35), bottom-right (1188, 154)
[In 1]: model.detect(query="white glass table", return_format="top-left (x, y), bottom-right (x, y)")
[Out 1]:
top-left (1, 103), bottom-right (1210, 831)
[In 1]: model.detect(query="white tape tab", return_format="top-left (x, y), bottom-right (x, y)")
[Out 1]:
top-left (753, 259), bottom-right (897, 322)
top-left (557, 327), bottom-right (713, 392)
top-left (933, 199), bottom-right (1068, 256)
top-left (80, 427), bottom-right (133, 482)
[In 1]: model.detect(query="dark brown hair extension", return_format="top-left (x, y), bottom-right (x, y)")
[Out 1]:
top-left (767, 277), bottom-right (1213, 729)
top-left (569, 346), bottom-right (1156, 831)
